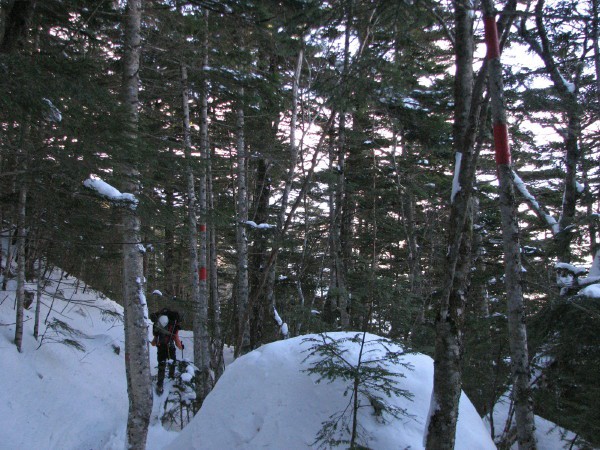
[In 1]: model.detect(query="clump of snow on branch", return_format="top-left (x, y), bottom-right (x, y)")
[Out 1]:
top-left (555, 262), bottom-right (587, 276)
top-left (242, 220), bottom-right (276, 229)
top-left (578, 284), bottom-right (600, 298)
top-left (555, 252), bottom-right (600, 297)
top-left (575, 251), bottom-right (600, 295)
top-left (136, 277), bottom-right (149, 322)
top-left (273, 308), bottom-right (288, 339)
top-left (559, 72), bottom-right (576, 94)
top-left (83, 176), bottom-right (138, 208)
top-left (450, 152), bottom-right (462, 204)
top-left (43, 98), bottom-right (62, 123)
top-left (555, 262), bottom-right (584, 295)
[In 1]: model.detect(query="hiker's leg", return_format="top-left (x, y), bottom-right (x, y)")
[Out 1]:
top-left (157, 347), bottom-right (167, 388)
top-left (168, 345), bottom-right (176, 379)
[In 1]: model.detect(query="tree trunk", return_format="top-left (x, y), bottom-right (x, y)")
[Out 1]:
top-left (332, 2), bottom-right (353, 330)
top-left (235, 88), bottom-right (251, 357)
top-left (425, 2), bottom-right (475, 447)
top-left (33, 256), bottom-right (42, 340)
top-left (164, 189), bottom-right (175, 298)
top-left (260, 46), bottom-right (304, 342)
top-left (120, 1), bottom-right (152, 448)
top-left (555, 110), bottom-right (581, 263)
top-left (208, 161), bottom-right (224, 379)
top-left (0, 0), bottom-right (35, 53)
top-left (14, 169), bottom-right (26, 352)
top-left (483, 2), bottom-right (537, 448)
top-left (181, 63), bottom-right (212, 404)
top-left (249, 157), bottom-right (271, 348)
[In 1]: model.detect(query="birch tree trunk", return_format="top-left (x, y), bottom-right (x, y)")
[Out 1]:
top-left (120, 1), bottom-right (152, 447)
top-left (235, 88), bottom-right (251, 357)
top-left (181, 63), bottom-right (212, 403)
top-left (483, 1), bottom-right (537, 448)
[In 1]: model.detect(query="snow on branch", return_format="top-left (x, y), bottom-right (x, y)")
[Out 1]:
top-left (83, 176), bottom-right (138, 209)
top-left (575, 250), bottom-right (600, 290)
top-left (450, 152), bottom-right (462, 204)
top-left (511, 169), bottom-right (559, 234)
top-left (273, 307), bottom-right (289, 339)
top-left (555, 254), bottom-right (600, 296)
top-left (42, 98), bottom-right (62, 123)
top-left (241, 220), bottom-right (276, 230)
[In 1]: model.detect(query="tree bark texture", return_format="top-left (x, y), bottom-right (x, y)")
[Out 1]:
top-left (120, 1), bottom-right (152, 448)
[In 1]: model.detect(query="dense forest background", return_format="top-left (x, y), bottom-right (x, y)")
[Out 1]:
top-left (1, 0), bottom-right (599, 448)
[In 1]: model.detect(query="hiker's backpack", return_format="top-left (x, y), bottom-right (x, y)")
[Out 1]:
top-left (150, 308), bottom-right (181, 340)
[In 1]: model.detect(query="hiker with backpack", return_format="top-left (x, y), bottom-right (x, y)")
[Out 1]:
top-left (150, 307), bottom-right (184, 395)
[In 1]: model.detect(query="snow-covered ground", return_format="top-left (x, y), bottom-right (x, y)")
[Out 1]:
top-left (0, 268), bottom-right (586, 449)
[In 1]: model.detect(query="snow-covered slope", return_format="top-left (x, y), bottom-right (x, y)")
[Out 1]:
top-left (0, 272), bottom-right (186, 449)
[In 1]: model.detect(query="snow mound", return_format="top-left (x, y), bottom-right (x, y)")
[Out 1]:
top-left (169, 332), bottom-right (495, 449)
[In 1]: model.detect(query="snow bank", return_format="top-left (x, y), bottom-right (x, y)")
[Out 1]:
top-left (169, 332), bottom-right (495, 450)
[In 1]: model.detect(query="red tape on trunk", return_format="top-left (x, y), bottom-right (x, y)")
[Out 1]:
top-left (493, 123), bottom-right (511, 165)
top-left (484, 16), bottom-right (500, 60)
top-left (199, 267), bottom-right (207, 281)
